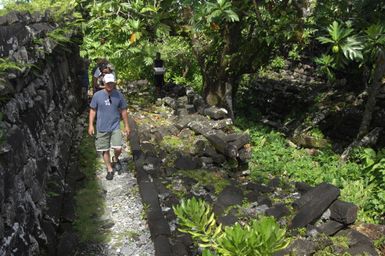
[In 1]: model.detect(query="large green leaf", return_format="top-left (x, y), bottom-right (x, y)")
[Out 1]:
top-left (341, 36), bottom-right (363, 60)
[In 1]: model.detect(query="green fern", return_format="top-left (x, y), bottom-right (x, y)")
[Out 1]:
top-left (47, 28), bottom-right (72, 44)
top-left (0, 58), bottom-right (25, 73)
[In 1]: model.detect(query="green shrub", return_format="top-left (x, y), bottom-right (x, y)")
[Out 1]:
top-left (173, 197), bottom-right (222, 249)
top-left (0, 0), bottom-right (78, 23)
top-left (350, 147), bottom-right (385, 223)
top-left (173, 198), bottom-right (289, 255)
top-left (216, 217), bottom-right (289, 256)
top-left (340, 179), bottom-right (375, 223)
top-left (288, 44), bottom-right (301, 61)
top-left (236, 118), bottom-right (384, 223)
top-left (47, 28), bottom-right (73, 45)
top-left (269, 56), bottom-right (286, 70)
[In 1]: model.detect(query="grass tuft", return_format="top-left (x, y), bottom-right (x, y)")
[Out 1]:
top-left (74, 131), bottom-right (107, 242)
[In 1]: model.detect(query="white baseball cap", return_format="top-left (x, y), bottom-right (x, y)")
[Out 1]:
top-left (103, 73), bottom-right (116, 84)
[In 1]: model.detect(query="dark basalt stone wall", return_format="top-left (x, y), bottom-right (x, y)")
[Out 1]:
top-left (0, 11), bottom-right (86, 255)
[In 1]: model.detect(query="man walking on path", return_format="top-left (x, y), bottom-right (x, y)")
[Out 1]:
top-left (88, 73), bottom-right (130, 180)
top-left (92, 59), bottom-right (116, 94)
top-left (153, 52), bottom-right (165, 98)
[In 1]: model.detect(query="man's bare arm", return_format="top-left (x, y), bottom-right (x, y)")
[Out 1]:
top-left (121, 108), bottom-right (130, 136)
top-left (88, 108), bottom-right (96, 136)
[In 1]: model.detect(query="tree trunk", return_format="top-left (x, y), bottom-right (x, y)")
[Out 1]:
top-left (341, 49), bottom-right (385, 160)
top-left (201, 14), bottom-right (242, 117)
top-left (357, 49), bottom-right (385, 139)
top-left (202, 69), bottom-right (237, 120)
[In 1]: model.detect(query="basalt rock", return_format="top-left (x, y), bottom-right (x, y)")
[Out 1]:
top-left (291, 183), bottom-right (340, 228)
top-left (0, 11), bottom-right (86, 255)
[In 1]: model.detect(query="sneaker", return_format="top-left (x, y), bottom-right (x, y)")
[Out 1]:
top-left (106, 171), bottom-right (114, 180)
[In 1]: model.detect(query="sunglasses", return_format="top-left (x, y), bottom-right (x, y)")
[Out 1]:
top-left (108, 95), bottom-right (112, 104)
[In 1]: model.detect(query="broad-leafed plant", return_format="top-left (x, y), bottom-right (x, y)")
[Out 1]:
top-left (314, 54), bottom-right (336, 81)
top-left (317, 21), bottom-right (363, 68)
top-left (362, 24), bottom-right (385, 77)
top-left (173, 197), bottom-right (222, 249)
top-left (205, 0), bottom-right (239, 23)
top-left (216, 217), bottom-right (289, 256)
top-left (173, 197), bottom-right (289, 255)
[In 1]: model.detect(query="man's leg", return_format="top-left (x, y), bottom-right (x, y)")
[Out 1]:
top-left (160, 74), bottom-right (164, 91)
top-left (95, 131), bottom-right (114, 180)
top-left (103, 150), bottom-right (113, 173)
top-left (154, 75), bottom-right (162, 98)
top-left (111, 129), bottom-right (123, 173)
top-left (113, 147), bottom-right (122, 159)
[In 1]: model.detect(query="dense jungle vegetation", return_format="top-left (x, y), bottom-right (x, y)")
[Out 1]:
top-left (1, 0), bottom-right (385, 251)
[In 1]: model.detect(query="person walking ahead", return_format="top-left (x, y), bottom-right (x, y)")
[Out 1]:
top-left (88, 73), bottom-right (130, 180)
top-left (153, 52), bottom-right (165, 98)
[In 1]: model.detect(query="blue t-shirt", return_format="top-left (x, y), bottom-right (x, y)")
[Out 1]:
top-left (90, 89), bottom-right (128, 132)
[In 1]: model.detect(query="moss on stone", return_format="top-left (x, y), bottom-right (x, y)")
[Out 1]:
top-left (177, 169), bottom-right (230, 195)
top-left (313, 233), bottom-right (351, 256)
top-left (165, 180), bottom-right (187, 199)
top-left (161, 135), bottom-right (184, 151)
top-left (160, 134), bottom-right (196, 155)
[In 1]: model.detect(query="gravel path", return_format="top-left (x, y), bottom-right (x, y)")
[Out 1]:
top-left (76, 139), bottom-right (155, 256)
top-left (97, 143), bottom-right (155, 256)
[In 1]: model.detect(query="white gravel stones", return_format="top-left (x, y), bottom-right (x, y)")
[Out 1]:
top-left (95, 146), bottom-right (155, 256)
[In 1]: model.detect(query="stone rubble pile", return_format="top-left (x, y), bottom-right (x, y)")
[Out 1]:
top-left (160, 84), bottom-right (252, 169)
top-left (127, 83), bottom-right (380, 256)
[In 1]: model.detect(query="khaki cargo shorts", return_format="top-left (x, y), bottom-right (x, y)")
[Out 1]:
top-left (95, 129), bottom-right (123, 152)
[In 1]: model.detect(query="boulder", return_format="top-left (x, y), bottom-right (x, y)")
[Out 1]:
top-left (266, 203), bottom-right (290, 219)
top-left (329, 200), bottom-right (358, 225)
top-left (274, 239), bottom-right (316, 256)
top-left (163, 97), bottom-right (177, 109)
top-left (203, 106), bottom-right (228, 120)
top-left (217, 214), bottom-right (238, 227)
top-left (317, 220), bottom-right (345, 235)
top-left (291, 183), bottom-right (340, 229)
top-left (214, 185), bottom-right (244, 215)
top-left (337, 229), bottom-right (378, 256)
top-left (192, 95), bottom-right (206, 114)
top-left (295, 182), bottom-right (314, 194)
top-left (292, 182), bottom-right (339, 210)
top-left (175, 154), bottom-right (202, 170)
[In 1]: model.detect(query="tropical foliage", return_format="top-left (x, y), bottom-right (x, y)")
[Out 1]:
top-left (0, 0), bottom-right (79, 21)
top-left (173, 197), bottom-right (289, 255)
top-left (1, 0), bottom-right (385, 239)
top-left (0, 58), bottom-right (25, 73)
top-left (236, 117), bottom-right (385, 224)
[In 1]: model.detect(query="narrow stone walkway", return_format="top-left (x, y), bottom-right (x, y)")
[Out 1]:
top-left (96, 149), bottom-right (154, 256)
top-left (76, 129), bottom-right (155, 256)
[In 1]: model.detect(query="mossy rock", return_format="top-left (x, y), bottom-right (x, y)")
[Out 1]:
top-left (291, 134), bottom-right (329, 149)
top-left (176, 169), bottom-right (230, 195)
